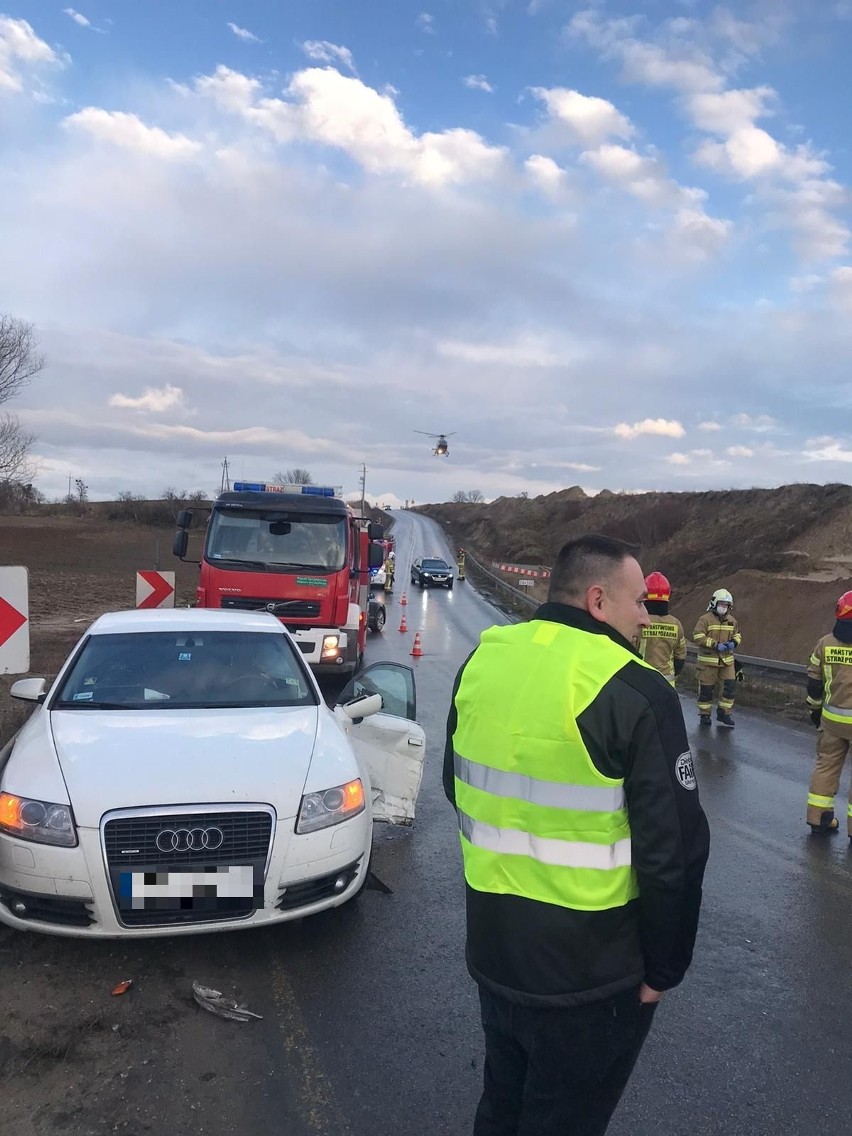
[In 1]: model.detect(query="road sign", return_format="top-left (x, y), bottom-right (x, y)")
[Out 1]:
top-left (136, 570), bottom-right (176, 609)
top-left (518, 579), bottom-right (535, 587)
top-left (0, 566), bottom-right (29, 675)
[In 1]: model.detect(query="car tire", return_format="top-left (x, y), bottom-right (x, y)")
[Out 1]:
top-left (371, 607), bottom-right (386, 633)
top-left (447, 581), bottom-right (453, 590)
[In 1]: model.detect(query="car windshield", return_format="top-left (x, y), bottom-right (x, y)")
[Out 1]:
top-left (53, 631), bottom-right (318, 710)
top-left (206, 510), bottom-right (347, 571)
top-left (422, 559), bottom-right (450, 570)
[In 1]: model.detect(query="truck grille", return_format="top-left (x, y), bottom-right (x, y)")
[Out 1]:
top-left (220, 596), bottom-right (321, 618)
top-left (103, 809), bottom-right (273, 927)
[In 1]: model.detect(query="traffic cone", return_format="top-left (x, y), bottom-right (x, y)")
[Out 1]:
top-left (410, 632), bottom-right (423, 657)
top-left (398, 611), bottom-right (408, 633)
top-left (400, 591), bottom-right (408, 606)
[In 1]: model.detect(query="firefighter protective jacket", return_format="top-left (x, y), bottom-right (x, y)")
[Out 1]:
top-left (693, 611), bottom-right (741, 667)
top-left (639, 615), bottom-right (687, 679)
top-left (807, 634), bottom-right (852, 725)
top-left (443, 602), bottom-right (710, 1007)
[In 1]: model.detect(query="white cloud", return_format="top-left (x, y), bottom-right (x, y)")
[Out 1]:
top-left (0, 16), bottom-right (63, 93)
top-left (227, 22), bottom-right (262, 44)
top-left (201, 66), bottom-right (507, 187)
top-left (726, 445), bottom-right (754, 458)
top-left (525, 154), bottom-right (568, 198)
top-left (531, 86), bottom-right (633, 146)
top-left (195, 65), bottom-right (261, 113)
top-left (303, 40), bottom-right (356, 74)
top-left (732, 413), bottom-right (778, 432)
top-left (416, 12), bottom-right (435, 34)
top-left (803, 438), bottom-right (852, 463)
top-left (63, 108), bottom-right (202, 160)
top-left (437, 336), bottom-right (564, 367)
top-left (64, 9), bottom-right (91, 29)
top-left (463, 74), bottom-right (494, 93)
top-left (667, 451), bottom-right (691, 465)
top-left (614, 418), bottom-right (686, 440)
top-left (569, 7), bottom-right (849, 263)
top-left (698, 420), bottom-right (721, 431)
top-left (109, 384), bottom-right (186, 413)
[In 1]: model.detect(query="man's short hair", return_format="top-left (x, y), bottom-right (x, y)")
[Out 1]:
top-left (548, 534), bottom-right (638, 604)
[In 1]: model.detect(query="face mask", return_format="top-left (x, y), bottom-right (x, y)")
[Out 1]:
top-left (715, 604), bottom-right (729, 616)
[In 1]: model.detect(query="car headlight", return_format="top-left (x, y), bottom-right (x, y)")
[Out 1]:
top-left (0, 792), bottom-right (78, 847)
top-left (296, 779), bottom-right (365, 833)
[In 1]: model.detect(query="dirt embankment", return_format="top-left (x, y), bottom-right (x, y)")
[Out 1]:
top-left (417, 483), bottom-right (852, 664)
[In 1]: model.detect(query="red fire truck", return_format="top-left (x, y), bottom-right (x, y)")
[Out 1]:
top-left (173, 482), bottom-right (384, 676)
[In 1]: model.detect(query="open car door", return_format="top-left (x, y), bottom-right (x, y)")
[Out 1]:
top-left (334, 662), bottom-right (426, 825)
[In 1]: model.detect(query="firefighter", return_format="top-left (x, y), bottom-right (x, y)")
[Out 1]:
top-left (457, 547), bottom-right (466, 581)
top-left (638, 572), bottom-right (686, 686)
top-left (693, 588), bottom-right (741, 728)
top-left (383, 551), bottom-right (395, 593)
top-left (804, 590), bottom-right (852, 839)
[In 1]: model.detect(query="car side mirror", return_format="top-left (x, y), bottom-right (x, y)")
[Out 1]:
top-left (340, 692), bottom-right (382, 723)
top-left (173, 530), bottom-right (189, 559)
top-left (176, 509), bottom-right (193, 528)
top-left (10, 677), bottom-right (47, 703)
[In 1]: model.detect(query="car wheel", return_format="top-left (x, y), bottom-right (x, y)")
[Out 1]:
top-left (372, 607), bottom-right (386, 632)
top-left (447, 581), bottom-right (453, 589)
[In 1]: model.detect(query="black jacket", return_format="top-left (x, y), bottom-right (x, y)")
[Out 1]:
top-left (444, 602), bottom-right (710, 1008)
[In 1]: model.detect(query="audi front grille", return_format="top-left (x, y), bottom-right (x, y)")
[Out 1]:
top-left (102, 808), bottom-right (274, 928)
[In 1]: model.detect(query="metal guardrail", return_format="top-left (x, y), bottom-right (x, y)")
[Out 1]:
top-left (464, 550), bottom-right (807, 680)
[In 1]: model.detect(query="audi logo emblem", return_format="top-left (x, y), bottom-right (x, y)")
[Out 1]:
top-left (155, 827), bottom-right (225, 853)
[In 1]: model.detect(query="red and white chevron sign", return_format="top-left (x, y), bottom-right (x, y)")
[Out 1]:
top-left (136, 570), bottom-right (176, 609)
top-left (492, 562), bottom-right (551, 579)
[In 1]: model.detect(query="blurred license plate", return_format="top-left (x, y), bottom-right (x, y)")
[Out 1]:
top-left (119, 865), bottom-right (257, 911)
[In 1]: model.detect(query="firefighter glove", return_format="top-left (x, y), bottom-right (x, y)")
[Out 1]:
top-left (810, 708), bottom-right (822, 728)
top-left (716, 642), bottom-right (729, 653)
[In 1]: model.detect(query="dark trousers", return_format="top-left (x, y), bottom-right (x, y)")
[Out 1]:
top-left (473, 985), bottom-right (657, 1136)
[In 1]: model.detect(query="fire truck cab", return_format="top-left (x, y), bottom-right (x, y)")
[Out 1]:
top-left (173, 482), bottom-right (384, 676)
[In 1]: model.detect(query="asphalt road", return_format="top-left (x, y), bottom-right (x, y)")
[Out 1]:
top-left (2, 509), bottom-right (851, 1136)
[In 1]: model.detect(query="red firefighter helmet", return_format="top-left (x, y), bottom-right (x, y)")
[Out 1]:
top-left (644, 571), bottom-right (672, 602)
top-left (836, 591), bottom-right (852, 621)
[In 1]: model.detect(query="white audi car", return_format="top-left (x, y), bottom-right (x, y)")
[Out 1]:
top-left (0, 609), bottom-right (425, 938)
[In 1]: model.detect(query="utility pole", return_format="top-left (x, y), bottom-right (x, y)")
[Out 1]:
top-left (359, 464), bottom-right (367, 517)
top-left (220, 456), bottom-right (231, 493)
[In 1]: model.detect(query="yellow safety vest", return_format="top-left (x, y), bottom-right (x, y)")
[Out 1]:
top-left (452, 620), bottom-right (647, 913)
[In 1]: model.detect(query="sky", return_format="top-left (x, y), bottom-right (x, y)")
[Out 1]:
top-left (1, 1), bottom-right (851, 506)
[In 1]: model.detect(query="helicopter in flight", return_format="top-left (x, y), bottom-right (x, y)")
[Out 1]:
top-left (414, 431), bottom-right (456, 457)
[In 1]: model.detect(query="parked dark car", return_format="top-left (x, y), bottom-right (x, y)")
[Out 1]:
top-left (368, 590), bottom-right (386, 632)
top-left (411, 557), bottom-right (454, 589)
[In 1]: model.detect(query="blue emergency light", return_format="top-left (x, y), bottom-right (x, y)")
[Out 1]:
top-left (232, 481), bottom-right (337, 497)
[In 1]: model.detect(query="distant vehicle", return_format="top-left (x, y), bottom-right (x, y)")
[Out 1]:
top-left (0, 608), bottom-right (425, 939)
top-left (414, 431), bottom-right (456, 457)
top-left (371, 565), bottom-right (387, 589)
top-left (411, 557), bottom-right (454, 589)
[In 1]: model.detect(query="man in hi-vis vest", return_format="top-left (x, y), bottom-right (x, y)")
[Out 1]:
top-left (444, 534), bottom-right (710, 1136)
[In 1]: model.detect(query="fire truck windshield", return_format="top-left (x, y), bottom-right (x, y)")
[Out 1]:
top-left (206, 510), bottom-right (348, 572)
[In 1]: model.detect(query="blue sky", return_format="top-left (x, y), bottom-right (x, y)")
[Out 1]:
top-left (1, 1), bottom-right (852, 504)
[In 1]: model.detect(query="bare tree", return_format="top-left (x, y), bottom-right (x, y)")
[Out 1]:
top-left (467, 489), bottom-right (484, 503)
top-left (452, 489), bottom-right (485, 503)
top-left (273, 468), bottom-right (314, 485)
top-left (0, 315), bottom-right (44, 483)
top-left (451, 490), bottom-right (469, 503)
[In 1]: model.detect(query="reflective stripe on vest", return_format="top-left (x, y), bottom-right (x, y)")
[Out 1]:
top-left (457, 810), bottom-right (632, 871)
top-left (452, 619), bottom-right (650, 912)
top-left (455, 753), bottom-right (626, 812)
top-left (822, 703), bottom-right (852, 723)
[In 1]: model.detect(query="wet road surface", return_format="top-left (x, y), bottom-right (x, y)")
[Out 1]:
top-left (2, 509), bottom-right (851, 1135)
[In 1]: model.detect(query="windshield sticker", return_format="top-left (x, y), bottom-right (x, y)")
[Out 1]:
top-left (296, 577), bottom-right (328, 587)
top-left (73, 691), bottom-right (93, 701)
top-left (178, 652), bottom-right (192, 662)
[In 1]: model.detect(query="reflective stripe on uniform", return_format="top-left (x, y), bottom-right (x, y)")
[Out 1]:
top-left (808, 793), bottom-right (835, 808)
top-left (822, 703), bottom-right (852, 723)
top-left (454, 753), bottom-right (625, 813)
top-left (458, 809), bottom-right (632, 871)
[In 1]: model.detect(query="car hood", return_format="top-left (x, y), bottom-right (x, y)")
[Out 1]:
top-left (47, 706), bottom-right (320, 827)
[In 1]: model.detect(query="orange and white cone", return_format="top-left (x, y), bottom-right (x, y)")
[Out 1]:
top-left (410, 631), bottom-right (423, 657)
top-left (398, 611), bottom-right (408, 633)
top-left (400, 591), bottom-right (408, 606)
